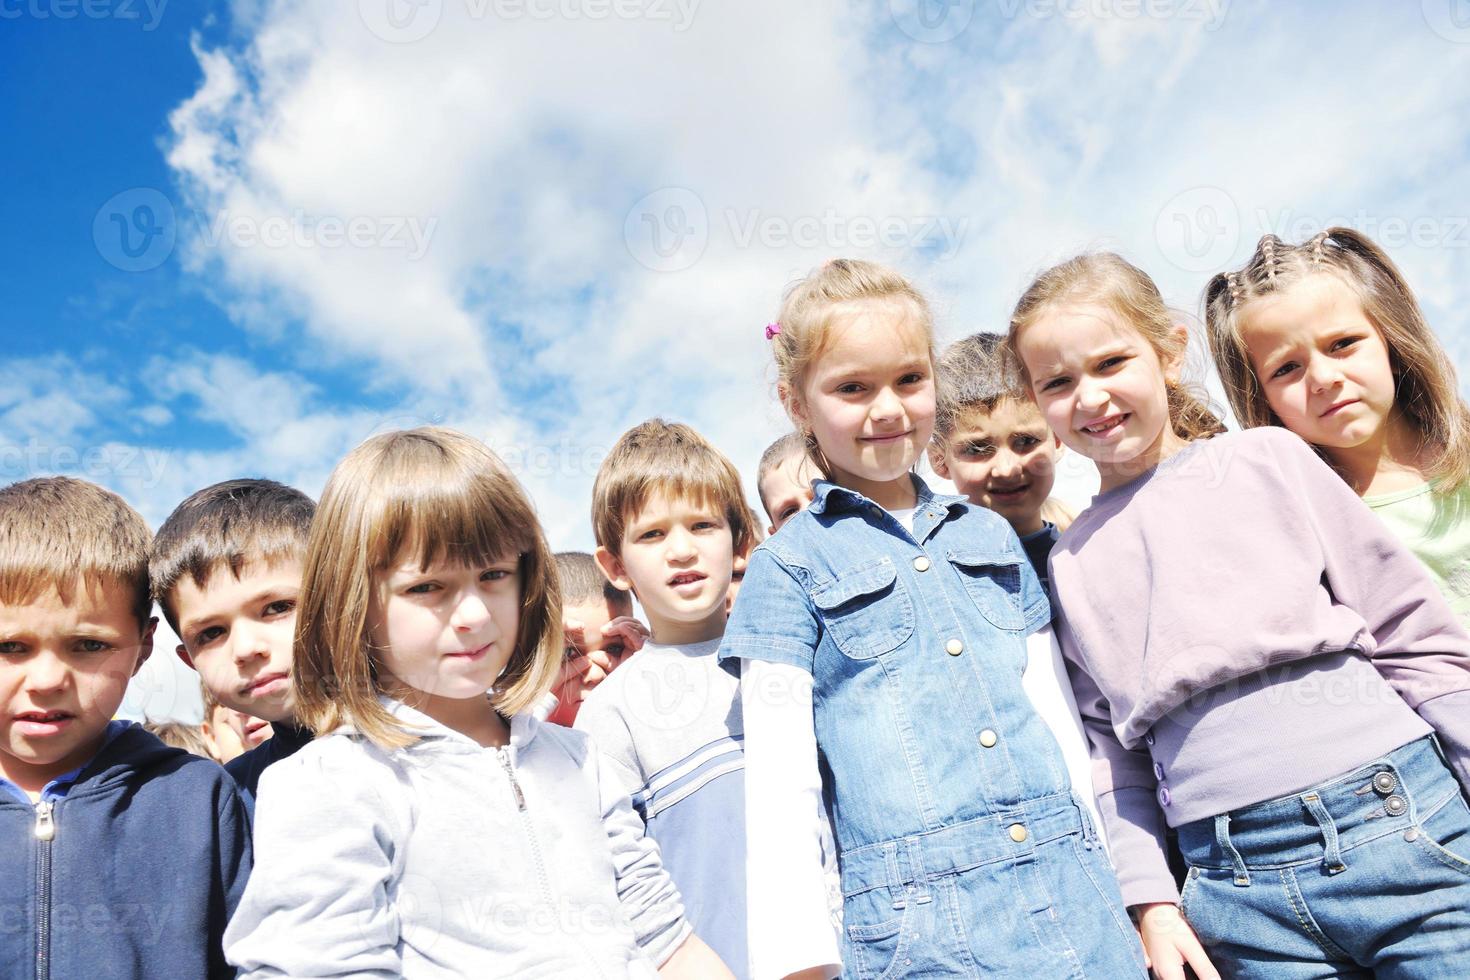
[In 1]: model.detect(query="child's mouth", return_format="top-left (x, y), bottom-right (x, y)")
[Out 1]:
top-left (13, 710), bottom-right (75, 736)
top-left (1080, 414), bottom-right (1129, 437)
top-left (667, 572), bottom-right (707, 594)
top-left (988, 483), bottom-right (1031, 500)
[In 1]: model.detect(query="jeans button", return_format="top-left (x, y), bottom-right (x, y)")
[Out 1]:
top-left (1009, 824), bottom-right (1028, 843)
top-left (1373, 771), bottom-right (1397, 794)
top-left (913, 556), bottom-right (931, 572)
top-left (1385, 795), bottom-right (1408, 817)
top-left (979, 729), bottom-right (998, 748)
top-left (945, 638), bottom-right (963, 656)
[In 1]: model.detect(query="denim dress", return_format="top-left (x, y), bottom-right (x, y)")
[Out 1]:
top-left (721, 477), bottom-right (1144, 979)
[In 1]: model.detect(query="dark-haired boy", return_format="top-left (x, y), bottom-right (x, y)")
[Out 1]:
top-left (151, 478), bottom-right (316, 813)
top-left (0, 476), bottom-right (251, 978)
top-left (546, 551), bottom-right (647, 727)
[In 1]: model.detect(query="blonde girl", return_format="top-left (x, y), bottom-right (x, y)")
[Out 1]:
top-left (1009, 252), bottom-right (1470, 979)
top-left (1205, 227), bottom-right (1470, 624)
top-left (222, 426), bottom-right (730, 979)
top-left (721, 260), bottom-right (1145, 979)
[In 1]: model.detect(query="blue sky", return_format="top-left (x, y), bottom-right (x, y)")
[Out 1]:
top-left (5, 0), bottom-right (1470, 718)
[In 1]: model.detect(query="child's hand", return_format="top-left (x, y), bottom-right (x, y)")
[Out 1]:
top-left (1135, 903), bottom-right (1219, 980)
top-left (601, 615), bottom-right (650, 664)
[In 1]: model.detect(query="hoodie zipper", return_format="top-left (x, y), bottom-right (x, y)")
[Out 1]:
top-left (496, 749), bottom-right (553, 906)
top-left (34, 800), bottom-right (55, 980)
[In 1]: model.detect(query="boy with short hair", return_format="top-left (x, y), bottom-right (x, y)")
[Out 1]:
top-left (0, 476), bottom-right (251, 978)
top-left (755, 431), bottom-right (817, 536)
top-left (577, 419), bottom-right (757, 979)
top-left (546, 551), bottom-right (647, 727)
top-left (151, 478), bottom-right (314, 812)
top-left (928, 332), bottom-right (1071, 593)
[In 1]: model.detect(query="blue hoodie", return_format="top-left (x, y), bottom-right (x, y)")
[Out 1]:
top-left (0, 723), bottom-right (253, 979)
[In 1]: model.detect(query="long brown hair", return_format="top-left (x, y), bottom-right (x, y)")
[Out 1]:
top-left (1205, 227), bottom-right (1470, 492)
top-left (293, 427), bottom-right (562, 749)
top-left (1008, 252), bottom-right (1226, 442)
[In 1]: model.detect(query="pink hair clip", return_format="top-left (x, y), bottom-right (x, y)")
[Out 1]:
top-left (764, 321), bottom-right (781, 340)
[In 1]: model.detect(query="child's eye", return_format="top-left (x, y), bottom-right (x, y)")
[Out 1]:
top-left (962, 442), bottom-right (995, 458)
top-left (264, 599), bottom-right (295, 617)
top-left (0, 641), bottom-right (27, 656)
top-left (1038, 377), bottom-right (1069, 393)
top-left (405, 582), bottom-right (440, 595)
top-left (75, 639), bottom-right (111, 654)
top-left (899, 373), bottom-right (925, 386)
top-left (194, 625), bottom-right (225, 646)
top-left (638, 528), bottom-right (663, 541)
top-left (481, 568), bottom-right (512, 582)
top-left (605, 643), bottom-right (627, 660)
top-left (1269, 361), bottom-right (1300, 380)
top-left (1014, 435), bottom-right (1040, 450)
top-left (1330, 336), bottom-right (1361, 352)
top-left (1098, 356), bottom-right (1126, 370)
top-left (836, 382), bottom-right (864, 395)
top-left (779, 506), bottom-right (798, 521)
top-left (563, 644), bottom-right (582, 662)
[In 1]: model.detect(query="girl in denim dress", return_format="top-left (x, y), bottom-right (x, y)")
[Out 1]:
top-left (719, 260), bottom-right (1146, 979)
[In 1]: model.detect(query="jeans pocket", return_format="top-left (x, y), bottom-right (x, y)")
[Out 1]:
top-left (946, 551), bottom-right (1026, 631)
top-left (843, 888), bottom-right (918, 980)
top-left (1412, 790), bottom-right (1470, 875)
top-left (812, 558), bottom-right (914, 660)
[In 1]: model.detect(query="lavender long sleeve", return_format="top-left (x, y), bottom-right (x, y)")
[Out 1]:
top-left (1051, 427), bottom-right (1470, 907)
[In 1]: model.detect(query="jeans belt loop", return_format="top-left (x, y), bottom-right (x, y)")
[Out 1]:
top-left (1301, 791), bottom-right (1347, 875)
top-left (1214, 812), bottom-right (1251, 887)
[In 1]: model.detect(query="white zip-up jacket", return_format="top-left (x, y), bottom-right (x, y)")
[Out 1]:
top-left (224, 697), bottom-right (692, 978)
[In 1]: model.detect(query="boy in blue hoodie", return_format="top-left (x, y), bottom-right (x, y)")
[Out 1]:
top-left (0, 476), bottom-right (252, 979)
top-left (150, 479), bottom-right (316, 814)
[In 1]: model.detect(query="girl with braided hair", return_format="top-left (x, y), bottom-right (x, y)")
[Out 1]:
top-left (1205, 228), bottom-right (1470, 625)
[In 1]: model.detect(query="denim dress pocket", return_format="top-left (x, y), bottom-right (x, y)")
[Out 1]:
top-left (947, 551), bottom-right (1026, 631)
top-left (843, 885), bottom-right (921, 980)
top-left (812, 557), bottom-right (914, 660)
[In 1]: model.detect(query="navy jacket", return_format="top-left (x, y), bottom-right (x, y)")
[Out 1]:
top-left (0, 724), bottom-right (253, 979)
top-left (224, 721), bottom-right (314, 817)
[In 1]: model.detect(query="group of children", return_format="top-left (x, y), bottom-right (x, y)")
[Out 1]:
top-left (1, 225), bottom-right (1468, 979)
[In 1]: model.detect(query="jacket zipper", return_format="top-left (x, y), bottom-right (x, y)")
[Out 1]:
top-left (34, 800), bottom-right (55, 980)
top-left (496, 749), bottom-right (553, 905)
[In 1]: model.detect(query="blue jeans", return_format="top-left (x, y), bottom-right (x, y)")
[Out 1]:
top-left (1177, 735), bottom-right (1470, 978)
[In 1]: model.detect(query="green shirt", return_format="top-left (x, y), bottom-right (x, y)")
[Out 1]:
top-left (1365, 480), bottom-right (1470, 627)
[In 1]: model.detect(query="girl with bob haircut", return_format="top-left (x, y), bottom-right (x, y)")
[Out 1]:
top-left (722, 259), bottom-right (1145, 979)
top-left (224, 426), bottom-right (731, 979)
top-left (1009, 251), bottom-right (1470, 979)
top-left (1205, 227), bottom-right (1470, 624)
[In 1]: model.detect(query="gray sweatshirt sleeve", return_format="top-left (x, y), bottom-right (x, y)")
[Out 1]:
top-left (224, 741), bottom-right (408, 979)
top-left (591, 740), bottom-right (693, 966)
top-left (1269, 431), bottom-right (1470, 794)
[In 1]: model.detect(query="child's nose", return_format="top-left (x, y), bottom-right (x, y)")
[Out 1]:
top-left (870, 387), bottom-right (902, 421)
top-left (450, 591), bottom-right (492, 631)
top-left (232, 622), bottom-right (272, 664)
top-left (1306, 353), bottom-right (1342, 392)
top-left (25, 650), bottom-right (70, 693)
top-left (992, 452), bottom-right (1022, 479)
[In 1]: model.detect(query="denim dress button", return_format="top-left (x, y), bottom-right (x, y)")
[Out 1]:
top-left (1158, 786), bottom-right (1172, 807)
top-left (945, 638), bottom-right (964, 656)
top-left (1009, 824), bottom-right (1028, 843)
top-left (979, 729), bottom-right (998, 748)
top-left (1373, 771), bottom-right (1397, 794)
top-left (1385, 795), bottom-right (1408, 816)
top-left (913, 556), bottom-right (931, 572)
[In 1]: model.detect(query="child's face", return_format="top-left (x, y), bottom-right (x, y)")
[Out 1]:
top-left (203, 703), bottom-right (270, 763)
top-left (930, 400), bottom-right (1062, 536)
top-left (758, 452), bottom-right (817, 535)
top-left (173, 557), bottom-right (302, 725)
top-left (1237, 274), bottom-right (1397, 453)
top-left (1017, 303), bottom-right (1183, 490)
top-left (790, 301), bottom-right (936, 498)
top-left (598, 491), bottom-right (733, 645)
top-left (369, 555), bottom-right (522, 702)
top-left (0, 580), bottom-right (154, 793)
top-left (545, 598), bottom-right (638, 727)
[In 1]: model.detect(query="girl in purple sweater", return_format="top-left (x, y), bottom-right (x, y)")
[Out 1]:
top-left (1007, 251), bottom-right (1470, 980)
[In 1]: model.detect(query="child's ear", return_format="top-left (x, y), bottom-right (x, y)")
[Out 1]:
top-left (779, 382), bottom-right (808, 429)
top-left (594, 546), bottom-right (634, 592)
top-left (174, 643), bottom-right (194, 669)
top-left (133, 617), bottom-right (157, 677)
top-left (1164, 325), bottom-right (1190, 383)
top-left (927, 442), bottom-right (951, 479)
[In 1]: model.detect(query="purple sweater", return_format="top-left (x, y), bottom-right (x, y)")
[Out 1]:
top-left (1052, 426), bottom-right (1470, 907)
